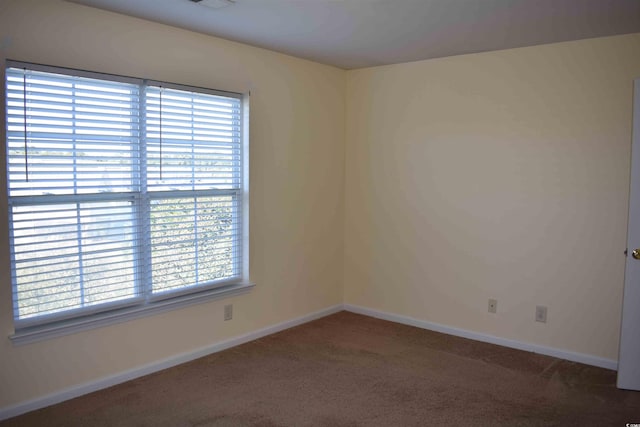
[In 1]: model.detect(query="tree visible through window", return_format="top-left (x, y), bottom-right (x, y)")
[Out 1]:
top-left (5, 62), bottom-right (247, 329)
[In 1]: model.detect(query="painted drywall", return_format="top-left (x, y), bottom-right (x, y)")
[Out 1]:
top-left (0, 0), bottom-right (345, 409)
top-left (344, 33), bottom-right (640, 361)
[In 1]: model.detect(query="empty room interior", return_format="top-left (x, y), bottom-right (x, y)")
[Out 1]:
top-left (1, 0), bottom-right (640, 425)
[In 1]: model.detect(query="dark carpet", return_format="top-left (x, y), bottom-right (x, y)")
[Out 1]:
top-left (3, 311), bottom-right (640, 426)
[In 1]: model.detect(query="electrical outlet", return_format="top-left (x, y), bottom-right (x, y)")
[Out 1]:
top-left (224, 304), bottom-right (233, 321)
top-left (488, 298), bottom-right (497, 314)
top-left (535, 305), bottom-right (547, 323)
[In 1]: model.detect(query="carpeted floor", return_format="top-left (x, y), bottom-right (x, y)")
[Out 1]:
top-left (3, 311), bottom-right (640, 426)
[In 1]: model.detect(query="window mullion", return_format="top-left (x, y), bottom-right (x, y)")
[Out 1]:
top-left (137, 82), bottom-right (153, 301)
top-left (71, 78), bottom-right (86, 308)
top-left (191, 94), bottom-right (199, 285)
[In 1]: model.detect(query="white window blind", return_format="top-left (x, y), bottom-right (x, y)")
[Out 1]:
top-left (5, 62), bottom-right (248, 330)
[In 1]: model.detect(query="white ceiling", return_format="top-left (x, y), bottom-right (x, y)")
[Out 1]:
top-left (67, 0), bottom-right (640, 70)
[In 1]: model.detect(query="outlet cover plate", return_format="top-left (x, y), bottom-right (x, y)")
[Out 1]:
top-left (535, 305), bottom-right (547, 323)
top-left (488, 299), bottom-right (497, 314)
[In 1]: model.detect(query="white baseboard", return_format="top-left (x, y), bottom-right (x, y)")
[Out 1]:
top-left (0, 304), bottom-right (343, 422)
top-left (343, 304), bottom-right (618, 371)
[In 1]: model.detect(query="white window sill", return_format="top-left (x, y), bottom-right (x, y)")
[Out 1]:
top-left (9, 282), bottom-right (255, 346)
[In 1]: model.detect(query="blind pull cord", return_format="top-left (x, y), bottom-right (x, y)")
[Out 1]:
top-left (159, 86), bottom-right (163, 180)
top-left (23, 69), bottom-right (28, 182)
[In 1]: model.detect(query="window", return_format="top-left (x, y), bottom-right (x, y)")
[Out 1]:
top-left (5, 61), bottom-right (250, 337)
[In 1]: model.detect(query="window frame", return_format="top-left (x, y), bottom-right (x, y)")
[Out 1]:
top-left (4, 61), bottom-right (252, 344)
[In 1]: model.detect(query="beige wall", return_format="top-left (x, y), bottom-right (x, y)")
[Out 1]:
top-left (0, 0), bottom-right (345, 409)
top-left (344, 33), bottom-right (640, 361)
